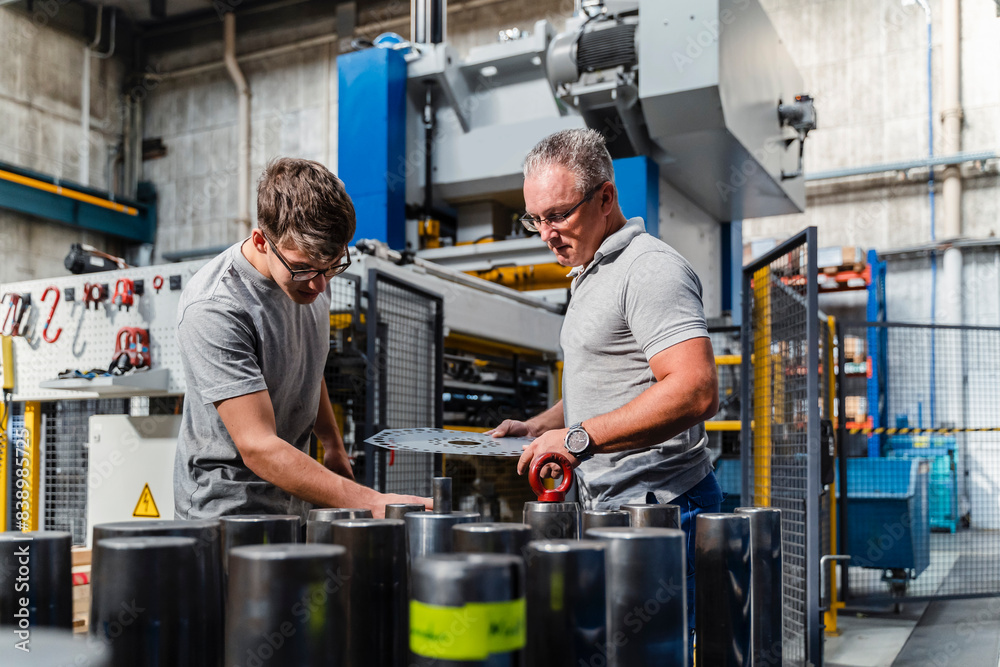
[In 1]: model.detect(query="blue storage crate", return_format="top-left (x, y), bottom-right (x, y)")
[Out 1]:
top-left (838, 458), bottom-right (930, 578)
top-left (887, 447), bottom-right (958, 533)
top-left (714, 458), bottom-right (741, 513)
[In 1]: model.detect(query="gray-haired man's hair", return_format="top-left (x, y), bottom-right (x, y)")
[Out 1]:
top-left (523, 129), bottom-right (615, 193)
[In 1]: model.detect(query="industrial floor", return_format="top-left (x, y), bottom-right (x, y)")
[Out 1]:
top-left (826, 527), bottom-right (1000, 665)
top-left (826, 598), bottom-right (1000, 666)
top-left (843, 531), bottom-right (1000, 600)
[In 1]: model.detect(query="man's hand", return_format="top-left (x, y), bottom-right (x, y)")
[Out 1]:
top-left (487, 419), bottom-right (539, 438)
top-left (516, 428), bottom-right (577, 477)
top-left (373, 494), bottom-right (434, 519)
top-left (322, 445), bottom-right (355, 481)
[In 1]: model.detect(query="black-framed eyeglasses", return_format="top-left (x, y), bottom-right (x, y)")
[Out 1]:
top-left (519, 183), bottom-right (605, 233)
top-left (264, 233), bottom-right (351, 282)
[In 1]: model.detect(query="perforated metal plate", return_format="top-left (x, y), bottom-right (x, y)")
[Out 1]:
top-left (366, 428), bottom-right (532, 457)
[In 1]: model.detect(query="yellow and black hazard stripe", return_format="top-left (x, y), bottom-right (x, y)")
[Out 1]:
top-left (847, 426), bottom-right (1000, 435)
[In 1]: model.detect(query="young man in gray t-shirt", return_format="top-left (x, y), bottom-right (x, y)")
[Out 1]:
top-left (490, 130), bottom-right (722, 657)
top-left (174, 158), bottom-right (428, 520)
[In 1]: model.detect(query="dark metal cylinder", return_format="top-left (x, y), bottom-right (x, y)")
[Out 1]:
top-left (226, 544), bottom-right (347, 667)
top-left (406, 511), bottom-right (480, 560)
top-left (386, 503), bottom-right (426, 520)
top-left (695, 513), bottom-right (751, 667)
top-left (586, 527), bottom-right (687, 667)
top-left (0, 531), bottom-right (72, 629)
top-left (453, 523), bottom-right (531, 556)
top-left (0, 626), bottom-right (110, 665)
top-left (309, 508), bottom-right (373, 522)
top-left (523, 501), bottom-right (579, 541)
top-left (219, 515), bottom-right (299, 576)
top-left (91, 536), bottom-right (203, 666)
top-left (525, 539), bottom-right (607, 667)
top-left (735, 507), bottom-right (782, 667)
top-left (91, 519), bottom-right (223, 666)
top-left (433, 477), bottom-right (453, 514)
top-left (305, 508), bottom-right (373, 543)
top-left (621, 503), bottom-right (681, 529)
top-left (582, 509), bottom-right (630, 532)
top-left (328, 519), bottom-right (407, 667)
top-left (411, 553), bottom-right (525, 666)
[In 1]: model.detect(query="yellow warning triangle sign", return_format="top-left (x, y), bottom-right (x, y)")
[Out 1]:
top-left (132, 483), bottom-right (160, 518)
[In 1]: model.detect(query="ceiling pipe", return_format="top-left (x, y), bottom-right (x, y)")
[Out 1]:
top-left (804, 149), bottom-right (996, 181)
top-left (148, 0), bottom-right (509, 83)
top-left (224, 12), bottom-right (252, 237)
top-left (941, 0), bottom-right (963, 240)
top-left (80, 5), bottom-right (104, 186)
top-left (93, 6), bottom-right (116, 60)
top-left (412, 0), bottom-right (446, 44)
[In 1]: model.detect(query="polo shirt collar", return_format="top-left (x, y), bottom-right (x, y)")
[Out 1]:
top-left (569, 217), bottom-right (646, 278)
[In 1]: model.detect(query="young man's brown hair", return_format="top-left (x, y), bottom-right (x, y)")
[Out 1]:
top-left (256, 158), bottom-right (356, 266)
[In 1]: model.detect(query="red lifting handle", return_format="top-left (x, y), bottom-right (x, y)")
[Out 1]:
top-left (529, 452), bottom-right (574, 503)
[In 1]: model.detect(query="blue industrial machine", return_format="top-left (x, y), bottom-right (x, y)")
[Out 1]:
top-left (338, 0), bottom-right (814, 317)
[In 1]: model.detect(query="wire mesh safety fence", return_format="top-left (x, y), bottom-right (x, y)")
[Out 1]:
top-left (365, 270), bottom-right (443, 496)
top-left (838, 321), bottom-right (1000, 603)
top-left (442, 342), bottom-right (550, 521)
top-left (324, 275), bottom-right (366, 465)
top-left (741, 228), bottom-right (822, 666)
top-left (41, 399), bottom-right (129, 545)
top-left (708, 326), bottom-right (742, 511)
top-left (709, 325), bottom-right (742, 427)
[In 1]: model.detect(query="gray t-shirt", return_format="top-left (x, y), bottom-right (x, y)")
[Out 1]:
top-left (562, 218), bottom-right (711, 509)
top-left (173, 240), bottom-right (331, 520)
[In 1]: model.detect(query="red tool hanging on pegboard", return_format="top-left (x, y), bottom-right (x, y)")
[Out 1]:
top-left (112, 279), bottom-right (135, 311)
top-left (40, 287), bottom-right (62, 343)
top-left (1, 293), bottom-right (30, 337)
top-left (84, 283), bottom-right (108, 310)
top-left (111, 327), bottom-right (151, 374)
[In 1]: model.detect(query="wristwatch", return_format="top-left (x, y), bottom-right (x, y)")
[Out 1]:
top-left (564, 423), bottom-right (593, 460)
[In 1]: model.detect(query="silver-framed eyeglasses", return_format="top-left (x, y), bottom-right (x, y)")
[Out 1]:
top-left (519, 183), bottom-right (605, 233)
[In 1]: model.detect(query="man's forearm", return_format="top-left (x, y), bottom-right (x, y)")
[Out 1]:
top-left (244, 435), bottom-right (378, 507)
top-left (527, 400), bottom-right (565, 434)
top-left (585, 376), bottom-right (716, 454)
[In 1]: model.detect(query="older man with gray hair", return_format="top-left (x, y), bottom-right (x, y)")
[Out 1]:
top-left (490, 128), bottom-right (721, 653)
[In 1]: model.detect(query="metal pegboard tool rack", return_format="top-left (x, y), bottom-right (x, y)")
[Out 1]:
top-left (0, 260), bottom-right (208, 401)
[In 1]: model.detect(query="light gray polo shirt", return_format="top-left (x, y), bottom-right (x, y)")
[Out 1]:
top-left (173, 240), bottom-right (330, 520)
top-left (562, 217), bottom-right (712, 509)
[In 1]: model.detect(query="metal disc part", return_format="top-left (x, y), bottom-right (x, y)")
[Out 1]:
top-left (365, 428), bottom-right (531, 457)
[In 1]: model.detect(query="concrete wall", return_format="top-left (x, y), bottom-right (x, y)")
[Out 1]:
top-left (0, 8), bottom-right (128, 283)
top-left (744, 0), bottom-right (1000, 249)
top-left (141, 0), bottom-right (576, 260)
top-left (143, 45), bottom-right (337, 258)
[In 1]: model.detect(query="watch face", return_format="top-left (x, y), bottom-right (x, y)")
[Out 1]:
top-left (567, 429), bottom-right (589, 454)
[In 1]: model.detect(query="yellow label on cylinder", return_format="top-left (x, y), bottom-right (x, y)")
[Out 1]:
top-left (410, 598), bottom-right (526, 660)
top-left (483, 597), bottom-right (526, 654)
